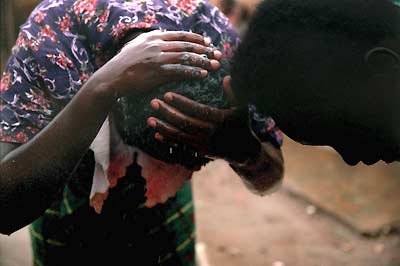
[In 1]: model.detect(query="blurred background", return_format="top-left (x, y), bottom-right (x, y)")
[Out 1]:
top-left (1, 0), bottom-right (400, 265)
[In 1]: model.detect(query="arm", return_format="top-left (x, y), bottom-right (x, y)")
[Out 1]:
top-left (228, 142), bottom-right (284, 196)
top-left (0, 30), bottom-right (220, 235)
top-left (0, 75), bottom-right (115, 235)
top-left (147, 90), bottom-right (284, 195)
top-left (228, 104), bottom-right (284, 195)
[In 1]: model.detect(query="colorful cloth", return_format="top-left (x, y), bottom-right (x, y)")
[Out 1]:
top-left (0, 0), bottom-right (282, 265)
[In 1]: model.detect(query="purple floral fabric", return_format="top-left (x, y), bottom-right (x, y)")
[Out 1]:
top-left (0, 0), bottom-right (231, 142)
top-left (0, 1), bottom-right (282, 265)
top-left (0, 0), bottom-right (282, 146)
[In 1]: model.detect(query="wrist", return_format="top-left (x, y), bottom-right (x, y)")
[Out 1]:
top-left (226, 108), bottom-right (262, 164)
top-left (228, 130), bottom-right (261, 164)
top-left (88, 70), bottom-right (120, 103)
top-left (210, 107), bottom-right (261, 163)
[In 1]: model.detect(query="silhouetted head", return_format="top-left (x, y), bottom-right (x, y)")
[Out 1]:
top-left (231, 0), bottom-right (400, 165)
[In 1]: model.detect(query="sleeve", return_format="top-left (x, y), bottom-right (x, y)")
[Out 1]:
top-left (187, 0), bottom-right (240, 58)
top-left (1, 47), bottom-right (51, 143)
top-left (74, 0), bottom-right (184, 63)
top-left (76, 0), bottom-right (241, 64)
top-left (1, 0), bottom-right (95, 144)
top-left (248, 104), bottom-right (283, 149)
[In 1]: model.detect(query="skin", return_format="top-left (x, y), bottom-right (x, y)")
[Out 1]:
top-left (247, 42), bottom-right (400, 166)
top-left (0, 30), bottom-right (220, 235)
top-left (277, 103), bottom-right (400, 166)
top-left (149, 76), bottom-right (284, 195)
top-left (249, 82), bottom-right (400, 166)
top-left (228, 22), bottom-right (400, 167)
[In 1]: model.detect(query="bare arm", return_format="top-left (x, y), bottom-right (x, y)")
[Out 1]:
top-left (0, 76), bottom-right (115, 235)
top-left (0, 30), bottom-right (220, 235)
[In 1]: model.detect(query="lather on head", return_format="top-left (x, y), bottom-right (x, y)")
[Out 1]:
top-left (115, 53), bottom-right (231, 169)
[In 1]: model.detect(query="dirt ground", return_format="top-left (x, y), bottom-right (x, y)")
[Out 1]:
top-left (1, 160), bottom-right (399, 266)
top-left (193, 160), bottom-right (400, 266)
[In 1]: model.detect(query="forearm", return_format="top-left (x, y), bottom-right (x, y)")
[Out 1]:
top-left (229, 142), bottom-right (284, 196)
top-left (0, 76), bottom-right (115, 234)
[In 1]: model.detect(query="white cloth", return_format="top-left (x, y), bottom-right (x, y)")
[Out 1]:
top-left (89, 116), bottom-right (193, 214)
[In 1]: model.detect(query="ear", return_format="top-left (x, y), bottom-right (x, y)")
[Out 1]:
top-left (364, 39), bottom-right (400, 91)
top-left (364, 39), bottom-right (400, 73)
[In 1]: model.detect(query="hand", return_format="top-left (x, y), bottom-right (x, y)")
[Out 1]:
top-left (93, 30), bottom-right (222, 98)
top-left (147, 76), bottom-right (261, 163)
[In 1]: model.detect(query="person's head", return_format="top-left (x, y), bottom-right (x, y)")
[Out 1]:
top-left (231, 0), bottom-right (400, 165)
top-left (115, 59), bottom-right (230, 170)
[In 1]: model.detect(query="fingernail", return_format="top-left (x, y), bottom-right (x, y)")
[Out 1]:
top-left (210, 60), bottom-right (221, 70)
top-left (155, 132), bottom-right (164, 141)
top-left (214, 50), bottom-right (222, 59)
top-left (200, 70), bottom-right (208, 78)
top-left (150, 99), bottom-right (160, 110)
top-left (204, 37), bottom-right (211, 46)
top-left (147, 118), bottom-right (157, 128)
top-left (164, 93), bottom-right (173, 102)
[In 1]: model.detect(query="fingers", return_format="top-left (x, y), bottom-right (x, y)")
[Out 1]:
top-left (147, 117), bottom-right (207, 151)
top-left (163, 92), bottom-right (233, 123)
top-left (159, 52), bottom-right (221, 71)
top-left (150, 99), bottom-right (215, 135)
top-left (152, 31), bottom-right (211, 46)
top-left (161, 41), bottom-right (221, 59)
top-left (148, 30), bottom-right (222, 59)
top-left (223, 75), bottom-right (238, 106)
top-left (159, 64), bottom-right (208, 80)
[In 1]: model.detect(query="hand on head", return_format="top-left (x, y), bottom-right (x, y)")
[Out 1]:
top-left (93, 30), bottom-right (222, 99)
top-left (147, 75), bottom-right (261, 163)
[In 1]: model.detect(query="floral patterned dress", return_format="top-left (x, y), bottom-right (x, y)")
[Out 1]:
top-left (0, 1), bottom-right (282, 265)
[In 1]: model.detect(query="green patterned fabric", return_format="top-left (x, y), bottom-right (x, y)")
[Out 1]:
top-left (0, 0), bottom-right (240, 265)
top-left (30, 152), bottom-right (196, 266)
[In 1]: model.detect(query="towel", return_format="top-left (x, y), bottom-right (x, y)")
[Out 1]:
top-left (89, 116), bottom-right (193, 214)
